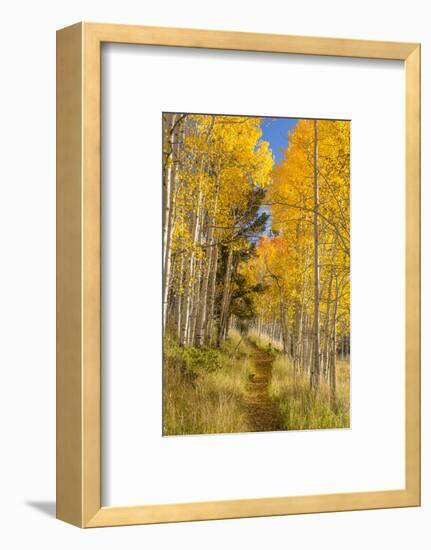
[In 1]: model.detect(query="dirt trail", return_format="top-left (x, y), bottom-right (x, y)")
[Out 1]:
top-left (244, 343), bottom-right (282, 432)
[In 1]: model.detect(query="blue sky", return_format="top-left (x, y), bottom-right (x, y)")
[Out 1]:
top-left (260, 117), bottom-right (298, 165)
top-left (258, 117), bottom-right (298, 236)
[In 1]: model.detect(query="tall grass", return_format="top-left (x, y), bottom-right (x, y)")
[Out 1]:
top-left (163, 330), bottom-right (253, 435)
top-left (269, 355), bottom-right (350, 430)
top-left (247, 329), bottom-right (283, 353)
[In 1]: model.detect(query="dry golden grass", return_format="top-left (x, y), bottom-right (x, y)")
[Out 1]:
top-left (269, 355), bottom-right (350, 430)
top-left (247, 329), bottom-right (283, 353)
top-left (163, 328), bottom-right (350, 435)
top-left (163, 330), bottom-right (253, 435)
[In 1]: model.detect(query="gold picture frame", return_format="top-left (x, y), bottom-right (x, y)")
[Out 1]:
top-left (56, 22), bottom-right (421, 527)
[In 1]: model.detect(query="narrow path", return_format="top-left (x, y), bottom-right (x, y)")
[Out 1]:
top-left (244, 342), bottom-right (282, 432)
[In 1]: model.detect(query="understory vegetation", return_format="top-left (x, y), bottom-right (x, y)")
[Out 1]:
top-left (247, 329), bottom-right (282, 355)
top-left (248, 331), bottom-right (349, 430)
top-left (163, 330), bottom-right (253, 435)
top-left (269, 354), bottom-right (350, 430)
top-left (164, 330), bottom-right (350, 435)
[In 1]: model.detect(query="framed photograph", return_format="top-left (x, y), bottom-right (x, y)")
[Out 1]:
top-left (56, 22), bottom-right (420, 527)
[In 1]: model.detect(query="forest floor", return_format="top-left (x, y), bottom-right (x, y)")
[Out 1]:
top-left (243, 341), bottom-right (283, 432)
top-left (163, 330), bottom-right (349, 435)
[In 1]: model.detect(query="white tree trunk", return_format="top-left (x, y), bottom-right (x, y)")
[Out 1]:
top-left (195, 182), bottom-right (220, 347)
top-left (311, 119), bottom-right (321, 390)
top-left (163, 113), bottom-right (179, 332)
top-left (180, 191), bottom-right (202, 346)
top-left (218, 247), bottom-right (234, 344)
top-left (205, 244), bottom-right (219, 345)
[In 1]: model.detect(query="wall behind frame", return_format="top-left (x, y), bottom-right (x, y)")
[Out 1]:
top-left (0, 0), bottom-right (428, 549)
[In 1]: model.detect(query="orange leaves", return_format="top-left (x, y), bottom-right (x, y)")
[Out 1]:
top-left (244, 118), bottom-right (350, 332)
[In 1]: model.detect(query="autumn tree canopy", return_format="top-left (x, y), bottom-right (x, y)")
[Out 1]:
top-left (163, 114), bottom-right (350, 398)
